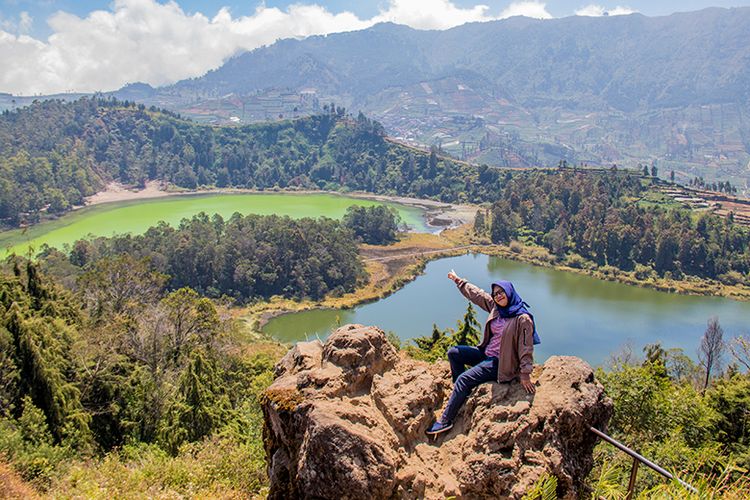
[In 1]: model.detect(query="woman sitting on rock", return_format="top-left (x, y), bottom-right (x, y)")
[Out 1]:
top-left (426, 270), bottom-right (540, 436)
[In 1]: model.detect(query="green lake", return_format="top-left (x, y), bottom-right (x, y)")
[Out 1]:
top-left (0, 192), bottom-right (429, 256)
top-left (263, 253), bottom-right (750, 367)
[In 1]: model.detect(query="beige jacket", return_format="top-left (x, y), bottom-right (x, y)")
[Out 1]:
top-left (455, 278), bottom-right (534, 383)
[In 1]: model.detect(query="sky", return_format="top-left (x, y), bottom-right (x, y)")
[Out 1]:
top-left (1, 0), bottom-right (749, 95)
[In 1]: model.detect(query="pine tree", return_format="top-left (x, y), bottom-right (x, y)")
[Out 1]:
top-left (473, 210), bottom-right (486, 235)
top-left (414, 324), bottom-right (444, 351)
top-left (490, 203), bottom-right (519, 244)
top-left (26, 262), bottom-right (48, 310)
top-left (6, 300), bottom-right (90, 444)
top-left (160, 349), bottom-right (228, 454)
top-left (453, 304), bottom-right (481, 346)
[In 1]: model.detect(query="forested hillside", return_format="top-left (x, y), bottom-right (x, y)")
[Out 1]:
top-left (40, 212), bottom-right (364, 302)
top-left (0, 259), bottom-right (276, 493)
top-left (476, 171), bottom-right (750, 284)
top-left (0, 98), bottom-right (487, 226)
top-left (3, 96), bottom-right (749, 287)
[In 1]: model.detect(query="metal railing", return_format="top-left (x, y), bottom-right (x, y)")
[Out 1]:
top-left (589, 426), bottom-right (697, 499)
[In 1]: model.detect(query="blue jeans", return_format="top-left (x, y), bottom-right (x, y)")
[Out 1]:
top-left (440, 345), bottom-right (498, 424)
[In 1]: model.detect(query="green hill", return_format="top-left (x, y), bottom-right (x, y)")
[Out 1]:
top-left (0, 98), bottom-right (481, 226)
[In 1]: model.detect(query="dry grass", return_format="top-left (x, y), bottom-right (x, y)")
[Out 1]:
top-left (44, 438), bottom-right (268, 500)
top-left (0, 461), bottom-right (40, 499)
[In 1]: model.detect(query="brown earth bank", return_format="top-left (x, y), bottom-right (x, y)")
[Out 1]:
top-left (261, 325), bottom-right (613, 499)
top-left (0, 462), bottom-right (40, 499)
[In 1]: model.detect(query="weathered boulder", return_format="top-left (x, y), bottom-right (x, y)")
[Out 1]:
top-left (262, 324), bottom-right (613, 499)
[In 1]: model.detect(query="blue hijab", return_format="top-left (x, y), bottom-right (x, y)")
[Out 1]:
top-left (491, 280), bottom-right (541, 345)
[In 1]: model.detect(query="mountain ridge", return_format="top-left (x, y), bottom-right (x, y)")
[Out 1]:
top-left (130, 7), bottom-right (749, 185)
top-left (167, 7), bottom-right (750, 112)
top-left (1, 8), bottom-right (748, 185)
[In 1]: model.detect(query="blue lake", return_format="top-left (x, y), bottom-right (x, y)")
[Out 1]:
top-left (263, 253), bottom-right (750, 367)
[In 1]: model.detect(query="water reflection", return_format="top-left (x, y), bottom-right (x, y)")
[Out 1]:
top-left (263, 253), bottom-right (750, 367)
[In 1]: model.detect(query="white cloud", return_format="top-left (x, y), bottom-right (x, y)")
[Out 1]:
top-left (0, 0), bottom-right (554, 95)
top-left (371, 0), bottom-right (493, 30)
top-left (18, 11), bottom-right (32, 34)
top-left (575, 4), bottom-right (637, 17)
top-left (0, 10), bottom-right (33, 34)
top-left (499, 1), bottom-right (553, 20)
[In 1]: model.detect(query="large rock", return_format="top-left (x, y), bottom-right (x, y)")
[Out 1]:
top-left (262, 324), bottom-right (613, 499)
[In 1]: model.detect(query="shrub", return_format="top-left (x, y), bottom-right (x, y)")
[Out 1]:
top-left (386, 331), bottom-right (402, 350)
top-left (718, 271), bottom-right (747, 286)
top-left (526, 246), bottom-right (555, 263)
top-left (564, 253), bottom-right (587, 269)
top-left (634, 263), bottom-right (655, 280)
top-left (600, 265), bottom-right (619, 277)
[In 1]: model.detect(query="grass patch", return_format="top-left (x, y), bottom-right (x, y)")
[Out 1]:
top-left (637, 190), bottom-right (684, 210)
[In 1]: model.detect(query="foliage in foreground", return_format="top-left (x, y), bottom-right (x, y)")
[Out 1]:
top-left (589, 343), bottom-right (750, 498)
top-left (2, 254), bottom-right (749, 497)
top-left (0, 261), bottom-right (279, 496)
top-left (522, 473), bottom-right (558, 500)
top-left (406, 303), bottom-right (481, 362)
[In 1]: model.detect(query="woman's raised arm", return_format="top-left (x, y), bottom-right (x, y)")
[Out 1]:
top-left (448, 270), bottom-right (494, 313)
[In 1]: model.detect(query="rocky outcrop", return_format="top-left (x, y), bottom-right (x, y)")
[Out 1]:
top-left (262, 324), bottom-right (613, 499)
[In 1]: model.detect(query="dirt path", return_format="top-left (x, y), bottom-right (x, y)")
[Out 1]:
top-left (363, 244), bottom-right (482, 262)
top-left (84, 180), bottom-right (169, 206)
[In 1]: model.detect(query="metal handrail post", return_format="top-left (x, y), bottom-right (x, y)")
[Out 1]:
top-left (625, 457), bottom-right (639, 500)
top-left (589, 426), bottom-right (697, 495)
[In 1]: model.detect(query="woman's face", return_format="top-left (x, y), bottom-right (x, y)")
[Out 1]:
top-left (492, 286), bottom-right (509, 307)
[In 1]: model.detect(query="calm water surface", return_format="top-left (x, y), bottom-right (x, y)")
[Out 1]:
top-left (263, 253), bottom-right (750, 367)
top-left (1, 192), bottom-right (428, 256)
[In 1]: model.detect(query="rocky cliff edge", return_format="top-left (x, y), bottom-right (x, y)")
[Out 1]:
top-left (261, 324), bottom-right (613, 499)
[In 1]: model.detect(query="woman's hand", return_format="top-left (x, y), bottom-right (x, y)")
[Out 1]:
top-left (520, 374), bottom-right (536, 394)
top-left (447, 269), bottom-right (460, 283)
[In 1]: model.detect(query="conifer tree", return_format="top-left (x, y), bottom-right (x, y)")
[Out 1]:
top-left (453, 303), bottom-right (480, 346)
top-left (473, 210), bottom-right (486, 235)
top-left (160, 349), bottom-right (228, 454)
top-left (5, 291), bottom-right (90, 444)
top-left (414, 324), bottom-right (445, 351)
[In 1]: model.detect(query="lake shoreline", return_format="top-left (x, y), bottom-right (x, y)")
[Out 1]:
top-left (1, 190), bottom-right (441, 254)
top-left (248, 228), bottom-right (750, 341)
top-left (243, 228), bottom-right (474, 335)
top-left (261, 250), bottom-right (750, 369)
top-left (82, 182), bottom-right (476, 231)
top-left (6, 183), bottom-right (748, 338)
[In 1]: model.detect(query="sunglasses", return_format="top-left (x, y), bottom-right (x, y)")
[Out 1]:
top-left (493, 289), bottom-right (507, 298)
